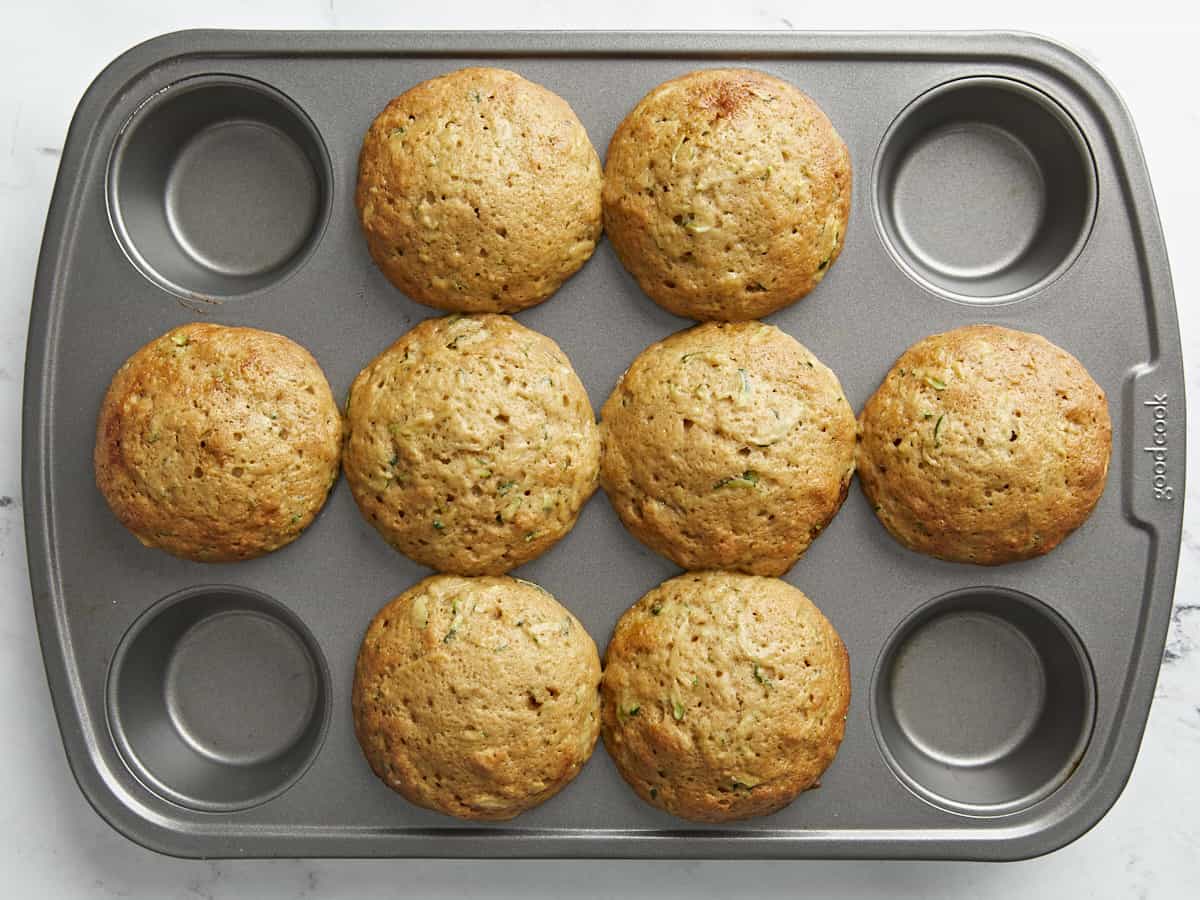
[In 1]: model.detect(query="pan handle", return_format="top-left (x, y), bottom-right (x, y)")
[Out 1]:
top-left (1122, 361), bottom-right (1186, 535)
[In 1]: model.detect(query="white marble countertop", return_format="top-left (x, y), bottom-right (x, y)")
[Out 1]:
top-left (2, 2), bottom-right (1197, 896)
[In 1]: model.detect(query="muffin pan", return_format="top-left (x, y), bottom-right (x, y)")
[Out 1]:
top-left (24, 31), bottom-right (1182, 859)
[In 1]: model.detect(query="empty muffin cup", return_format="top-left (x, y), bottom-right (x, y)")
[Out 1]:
top-left (107, 75), bottom-right (332, 301)
top-left (107, 585), bottom-right (330, 812)
top-left (871, 587), bottom-right (1094, 816)
top-left (874, 77), bottom-right (1096, 303)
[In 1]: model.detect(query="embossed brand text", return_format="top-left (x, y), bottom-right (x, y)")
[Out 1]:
top-left (1143, 393), bottom-right (1172, 500)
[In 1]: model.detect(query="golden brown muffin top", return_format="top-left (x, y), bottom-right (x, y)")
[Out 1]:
top-left (353, 574), bottom-right (602, 820)
top-left (599, 321), bottom-right (856, 575)
top-left (856, 324), bottom-right (1111, 564)
top-left (601, 571), bottom-right (850, 822)
top-left (343, 314), bottom-right (600, 574)
top-left (357, 67), bottom-right (602, 313)
top-left (602, 68), bottom-right (851, 320)
top-left (93, 323), bottom-right (342, 562)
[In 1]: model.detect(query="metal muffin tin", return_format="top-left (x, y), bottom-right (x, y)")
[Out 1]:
top-left (23, 30), bottom-right (1183, 860)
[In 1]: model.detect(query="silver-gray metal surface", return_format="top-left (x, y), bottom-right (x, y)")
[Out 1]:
top-left (870, 587), bottom-right (1095, 818)
top-left (23, 30), bottom-right (1184, 860)
top-left (873, 76), bottom-right (1096, 304)
top-left (107, 585), bottom-right (331, 813)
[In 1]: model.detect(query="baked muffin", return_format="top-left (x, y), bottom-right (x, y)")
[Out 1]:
top-left (856, 325), bottom-right (1111, 564)
top-left (599, 321), bottom-right (856, 575)
top-left (94, 323), bottom-right (342, 562)
top-left (343, 314), bottom-right (600, 574)
top-left (602, 571), bottom-right (850, 822)
top-left (353, 574), bottom-right (602, 820)
top-left (357, 67), bottom-right (603, 313)
top-left (602, 68), bottom-right (851, 321)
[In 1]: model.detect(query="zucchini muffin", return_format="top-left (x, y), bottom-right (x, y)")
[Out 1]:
top-left (343, 314), bottom-right (600, 574)
top-left (857, 325), bottom-right (1111, 564)
top-left (599, 321), bottom-right (856, 575)
top-left (356, 67), bottom-right (603, 313)
top-left (94, 323), bottom-right (342, 562)
top-left (602, 68), bottom-right (851, 321)
top-left (353, 575), bottom-right (602, 821)
top-left (601, 571), bottom-right (850, 822)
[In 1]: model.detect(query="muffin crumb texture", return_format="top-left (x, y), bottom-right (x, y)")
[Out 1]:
top-left (343, 314), bottom-right (600, 574)
top-left (357, 66), bottom-right (603, 313)
top-left (93, 322), bottom-right (343, 562)
top-left (600, 321), bottom-right (856, 575)
top-left (602, 67), bottom-right (851, 320)
top-left (601, 571), bottom-right (850, 822)
top-left (353, 575), bottom-right (602, 820)
top-left (856, 324), bottom-right (1112, 564)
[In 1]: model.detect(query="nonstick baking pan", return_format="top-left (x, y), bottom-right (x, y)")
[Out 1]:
top-left (23, 30), bottom-right (1183, 860)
